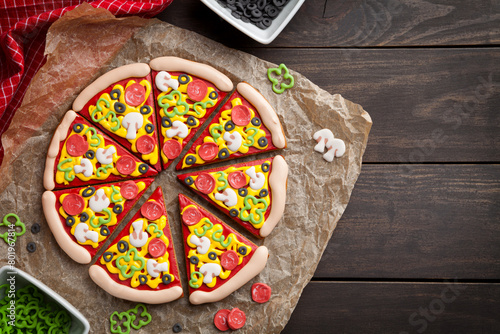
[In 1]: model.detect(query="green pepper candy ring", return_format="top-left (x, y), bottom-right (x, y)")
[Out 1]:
top-left (267, 63), bottom-right (295, 94)
top-left (1, 213), bottom-right (26, 244)
top-left (127, 303), bottom-right (152, 330)
top-left (110, 311), bottom-right (132, 334)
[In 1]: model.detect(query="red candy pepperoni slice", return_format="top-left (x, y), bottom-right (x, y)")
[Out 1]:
top-left (187, 79), bottom-right (208, 102)
top-left (62, 193), bottom-right (85, 216)
top-left (227, 308), bottom-right (246, 330)
top-left (141, 201), bottom-right (163, 221)
top-left (231, 105), bottom-right (252, 126)
top-left (120, 181), bottom-right (139, 200)
top-left (194, 173), bottom-right (216, 194)
top-left (163, 140), bottom-right (182, 160)
top-left (66, 135), bottom-right (88, 157)
top-left (220, 250), bottom-right (239, 271)
top-left (125, 83), bottom-right (146, 107)
top-left (148, 238), bottom-right (167, 258)
top-left (251, 283), bottom-right (272, 303)
top-left (136, 135), bottom-right (155, 155)
top-left (227, 171), bottom-right (247, 189)
top-left (116, 156), bottom-right (136, 175)
top-left (182, 206), bottom-right (201, 226)
top-left (198, 142), bottom-right (219, 162)
top-left (214, 309), bottom-right (230, 331)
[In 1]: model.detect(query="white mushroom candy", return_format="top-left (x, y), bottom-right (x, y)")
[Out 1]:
top-left (146, 259), bottom-right (169, 278)
top-left (155, 71), bottom-right (179, 92)
top-left (122, 112), bottom-right (144, 140)
top-left (223, 131), bottom-right (242, 152)
top-left (129, 219), bottom-right (148, 248)
top-left (214, 188), bottom-right (238, 207)
top-left (166, 120), bottom-right (189, 139)
top-left (245, 166), bottom-right (265, 190)
top-left (89, 188), bottom-right (110, 213)
top-left (74, 223), bottom-right (98, 243)
top-left (199, 263), bottom-right (222, 284)
top-left (313, 128), bottom-right (346, 162)
top-left (73, 158), bottom-right (93, 177)
top-left (189, 235), bottom-right (211, 255)
top-left (95, 146), bottom-right (116, 165)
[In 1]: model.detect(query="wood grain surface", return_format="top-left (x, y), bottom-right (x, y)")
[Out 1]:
top-left (154, 1), bottom-right (500, 332)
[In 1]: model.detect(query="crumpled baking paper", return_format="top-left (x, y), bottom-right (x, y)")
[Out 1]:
top-left (0, 4), bottom-right (372, 333)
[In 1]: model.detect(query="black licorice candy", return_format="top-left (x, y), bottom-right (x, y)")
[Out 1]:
top-left (216, 0), bottom-right (292, 30)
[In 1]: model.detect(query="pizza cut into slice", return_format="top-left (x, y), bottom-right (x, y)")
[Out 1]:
top-left (42, 178), bottom-right (153, 264)
top-left (179, 194), bottom-right (268, 305)
top-left (149, 57), bottom-right (234, 169)
top-left (176, 82), bottom-right (286, 170)
top-left (44, 110), bottom-right (157, 191)
top-left (89, 187), bottom-right (183, 304)
top-left (72, 63), bottom-right (161, 171)
top-left (177, 156), bottom-right (288, 238)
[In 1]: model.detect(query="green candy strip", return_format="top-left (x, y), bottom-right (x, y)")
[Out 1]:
top-left (110, 185), bottom-right (122, 203)
top-left (239, 195), bottom-right (269, 226)
top-left (216, 171), bottom-right (228, 191)
top-left (91, 98), bottom-right (120, 132)
top-left (146, 223), bottom-right (163, 238)
top-left (193, 218), bottom-right (213, 237)
top-left (56, 158), bottom-right (75, 182)
top-left (115, 248), bottom-right (145, 279)
top-left (96, 164), bottom-right (113, 177)
top-left (243, 127), bottom-right (259, 147)
top-left (83, 126), bottom-right (102, 147)
top-left (189, 272), bottom-right (203, 289)
top-left (192, 100), bottom-right (215, 116)
top-left (211, 226), bottom-right (233, 248)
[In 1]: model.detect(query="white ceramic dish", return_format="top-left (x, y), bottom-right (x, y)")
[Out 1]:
top-left (0, 266), bottom-right (90, 334)
top-left (200, 0), bottom-right (305, 44)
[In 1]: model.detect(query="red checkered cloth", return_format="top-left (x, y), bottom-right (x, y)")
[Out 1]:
top-left (0, 0), bottom-right (173, 166)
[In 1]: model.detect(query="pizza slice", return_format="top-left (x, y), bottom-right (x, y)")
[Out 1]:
top-left (44, 110), bottom-right (157, 191)
top-left (149, 57), bottom-right (234, 169)
top-left (179, 194), bottom-right (268, 305)
top-left (177, 156), bottom-right (288, 238)
top-left (89, 187), bottom-right (183, 304)
top-left (176, 82), bottom-right (286, 170)
top-left (72, 63), bottom-right (161, 171)
top-left (42, 178), bottom-right (153, 264)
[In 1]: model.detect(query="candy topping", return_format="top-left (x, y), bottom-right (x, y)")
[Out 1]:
top-left (214, 309), bottom-right (231, 331)
top-left (62, 193), bottom-right (85, 216)
top-left (66, 134), bottom-right (88, 157)
top-left (182, 206), bottom-right (202, 226)
top-left (231, 104), bottom-right (251, 126)
top-left (141, 201), bottom-right (163, 221)
top-left (227, 308), bottom-right (246, 330)
top-left (148, 238), bottom-right (167, 258)
top-left (116, 156), bottom-right (136, 175)
top-left (194, 173), bottom-right (216, 194)
top-left (198, 142), bottom-right (219, 161)
top-left (227, 171), bottom-right (247, 189)
top-left (120, 181), bottom-right (139, 200)
top-left (136, 135), bottom-right (155, 155)
top-left (251, 283), bottom-right (272, 303)
top-left (163, 140), bottom-right (182, 160)
top-left (220, 250), bottom-right (239, 271)
top-left (125, 83), bottom-right (146, 107)
top-left (187, 79), bottom-right (208, 102)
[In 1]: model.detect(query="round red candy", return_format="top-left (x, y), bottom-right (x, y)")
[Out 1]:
top-left (227, 308), bottom-right (246, 330)
top-left (62, 193), bottom-right (85, 216)
top-left (116, 156), bottom-right (136, 175)
top-left (214, 309), bottom-right (230, 331)
top-left (231, 105), bottom-right (252, 126)
top-left (220, 250), bottom-right (239, 271)
top-left (198, 142), bottom-right (219, 162)
top-left (148, 238), bottom-right (167, 258)
top-left (120, 181), bottom-right (139, 200)
top-left (163, 140), bottom-right (182, 160)
top-left (187, 79), bottom-right (208, 102)
top-left (141, 201), bottom-right (163, 221)
top-left (251, 283), bottom-right (272, 303)
top-left (227, 171), bottom-right (247, 189)
top-left (182, 206), bottom-right (201, 226)
top-left (136, 135), bottom-right (155, 155)
top-left (66, 135), bottom-right (88, 157)
top-left (194, 173), bottom-right (216, 194)
top-left (125, 83), bottom-right (146, 107)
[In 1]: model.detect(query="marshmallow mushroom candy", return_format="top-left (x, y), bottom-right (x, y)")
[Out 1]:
top-left (313, 128), bottom-right (346, 162)
top-left (89, 187), bottom-right (183, 304)
top-left (149, 57), bottom-right (234, 170)
top-left (72, 63), bottom-right (161, 171)
top-left (177, 156), bottom-right (288, 238)
top-left (42, 179), bottom-right (153, 264)
top-left (179, 194), bottom-right (268, 305)
top-left (177, 82), bottom-right (286, 170)
top-left (43, 110), bottom-right (157, 191)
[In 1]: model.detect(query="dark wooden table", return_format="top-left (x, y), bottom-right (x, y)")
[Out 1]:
top-left (157, 1), bottom-right (500, 332)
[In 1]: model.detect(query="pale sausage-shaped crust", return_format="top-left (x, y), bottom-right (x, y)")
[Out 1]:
top-left (149, 56), bottom-right (233, 92)
top-left (237, 82), bottom-right (286, 149)
top-left (42, 191), bottom-right (91, 264)
top-left (43, 110), bottom-right (77, 191)
top-left (72, 63), bottom-right (151, 112)
top-left (189, 246), bottom-right (268, 305)
top-left (88, 265), bottom-right (184, 304)
top-left (260, 155), bottom-right (288, 237)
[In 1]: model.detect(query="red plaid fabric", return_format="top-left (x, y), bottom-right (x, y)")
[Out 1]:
top-left (0, 0), bottom-right (173, 166)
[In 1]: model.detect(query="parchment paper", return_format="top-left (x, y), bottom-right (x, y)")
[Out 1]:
top-left (0, 4), bottom-right (372, 333)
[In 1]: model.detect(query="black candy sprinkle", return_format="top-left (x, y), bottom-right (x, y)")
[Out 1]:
top-left (27, 242), bottom-right (36, 253)
top-left (216, 0), bottom-right (292, 30)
